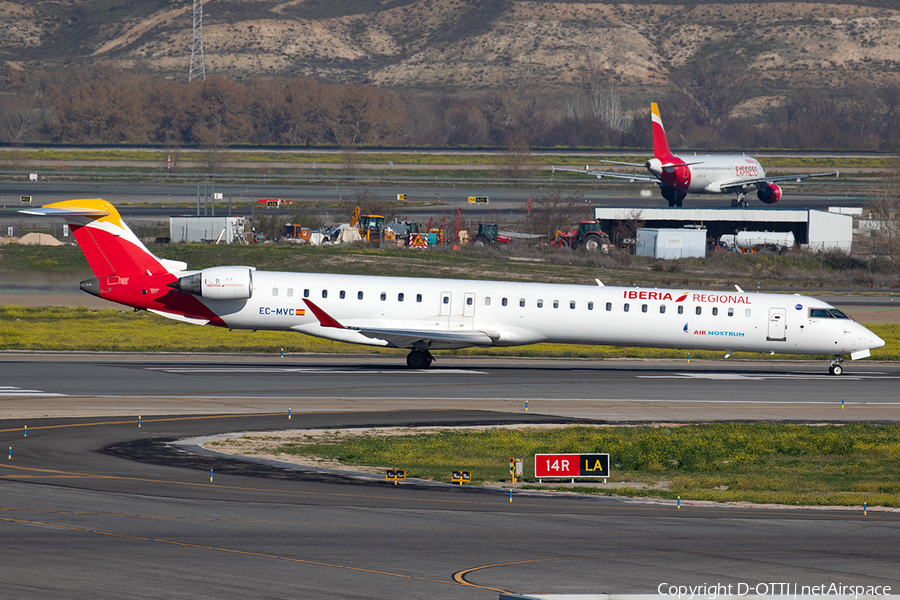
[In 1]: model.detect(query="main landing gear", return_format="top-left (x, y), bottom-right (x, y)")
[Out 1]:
top-left (829, 355), bottom-right (844, 376)
top-left (406, 349), bottom-right (434, 368)
top-left (730, 193), bottom-right (749, 207)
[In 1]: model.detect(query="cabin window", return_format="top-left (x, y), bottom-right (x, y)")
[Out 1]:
top-left (624, 303), bottom-right (630, 312)
top-left (272, 288), bottom-right (279, 297)
top-left (358, 291), bottom-right (364, 300)
top-left (381, 292), bottom-right (387, 301)
top-left (519, 298), bottom-right (525, 307)
top-left (303, 289), bottom-right (309, 298)
top-left (443, 296), bottom-right (450, 305)
top-left (642, 304), bottom-right (648, 313)
top-left (677, 305), bottom-right (684, 315)
top-left (321, 290), bottom-right (327, 299)
top-left (553, 300), bottom-right (559, 309)
top-left (416, 294), bottom-right (422, 303)
top-left (728, 308), bottom-right (734, 317)
top-left (695, 306), bottom-right (701, 315)
top-left (339, 290), bottom-right (346, 299)
top-left (502, 298), bottom-right (508, 307)
top-left (398, 293), bottom-right (404, 302)
top-left (485, 297), bottom-right (491, 306)
top-left (287, 288), bottom-right (293, 298)
top-left (605, 302), bottom-right (612, 311)
top-left (588, 301), bottom-right (594, 310)
top-left (712, 307), bottom-right (718, 316)
top-left (660, 305), bottom-right (666, 314)
top-left (537, 299), bottom-right (544, 308)
top-left (466, 297), bottom-right (473, 306)
top-left (570, 301), bottom-right (576, 309)
top-left (745, 308), bottom-right (752, 317)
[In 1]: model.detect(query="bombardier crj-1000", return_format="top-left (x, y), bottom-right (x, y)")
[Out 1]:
top-left (553, 103), bottom-right (838, 207)
top-left (24, 200), bottom-right (883, 374)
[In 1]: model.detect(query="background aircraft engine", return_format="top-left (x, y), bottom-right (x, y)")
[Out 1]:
top-left (757, 183), bottom-right (782, 204)
top-left (172, 266), bottom-right (253, 300)
top-left (645, 158), bottom-right (663, 177)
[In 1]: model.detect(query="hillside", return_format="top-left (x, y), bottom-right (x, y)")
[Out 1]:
top-left (2, 0), bottom-right (899, 104)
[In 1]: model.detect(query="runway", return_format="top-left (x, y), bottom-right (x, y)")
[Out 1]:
top-left (2, 354), bottom-right (899, 598)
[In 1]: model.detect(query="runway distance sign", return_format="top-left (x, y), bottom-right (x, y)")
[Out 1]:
top-left (534, 453), bottom-right (610, 478)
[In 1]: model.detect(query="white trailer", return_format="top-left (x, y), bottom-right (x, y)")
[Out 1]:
top-left (719, 231), bottom-right (795, 252)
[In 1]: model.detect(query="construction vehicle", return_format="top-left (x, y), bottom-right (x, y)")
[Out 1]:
top-left (472, 223), bottom-right (511, 247)
top-left (281, 223), bottom-right (311, 243)
top-left (350, 206), bottom-right (395, 245)
top-left (554, 220), bottom-right (612, 252)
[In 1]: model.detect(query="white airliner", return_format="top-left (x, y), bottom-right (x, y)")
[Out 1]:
top-left (24, 200), bottom-right (883, 374)
top-left (553, 103), bottom-right (838, 207)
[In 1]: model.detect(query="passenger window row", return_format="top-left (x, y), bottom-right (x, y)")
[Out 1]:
top-left (268, 288), bottom-right (750, 317)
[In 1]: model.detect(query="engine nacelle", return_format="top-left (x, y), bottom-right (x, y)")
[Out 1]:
top-left (757, 183), bottom-right (782, 204)
top-left (170, 266), bottom-right (253, 300)
top-left (645, 158), bottom-right (663, 177)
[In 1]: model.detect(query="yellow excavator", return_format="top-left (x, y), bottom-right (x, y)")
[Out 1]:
top-left (350, 206), bottom-right (395, 244)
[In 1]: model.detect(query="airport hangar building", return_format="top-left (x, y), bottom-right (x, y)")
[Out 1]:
top-left (591, 207), bottom-right (855, 253)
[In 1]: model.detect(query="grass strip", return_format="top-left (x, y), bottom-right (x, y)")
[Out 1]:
top-left (0, 306), bottom-right (896, 359)
top-left (212, 423), bottom-right (900, 507)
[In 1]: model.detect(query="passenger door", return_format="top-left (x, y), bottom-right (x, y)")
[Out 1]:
top-left (767, 307), bottom-right (786, 341)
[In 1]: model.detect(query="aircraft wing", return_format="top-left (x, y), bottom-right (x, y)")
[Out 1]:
top-left (353, 327), bottom-right (495, 348)
top-left (302, 299), bottom-right (496, 348)
top-left (718, 171), bottom-right (839, 191)
top-left (551, 165), bottom-right (659, 183)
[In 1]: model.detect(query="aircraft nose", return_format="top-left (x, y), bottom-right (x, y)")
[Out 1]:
top-left (870, 332), bottom-right (886, 350)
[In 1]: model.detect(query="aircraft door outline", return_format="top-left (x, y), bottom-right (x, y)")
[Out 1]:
top-left (440, 292), bottom-right (452, 318)
top-left (767, 307), bottom-right (786, 341)
top-left (463, 292), bottom-right (476, 319)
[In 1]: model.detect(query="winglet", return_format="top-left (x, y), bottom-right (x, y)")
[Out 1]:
top-left (303, 299), bottom-right (345, 329)
top-left (650, 102), bottom-right (674, 160)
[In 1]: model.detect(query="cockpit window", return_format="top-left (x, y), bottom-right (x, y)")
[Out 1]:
top-left (809, 308), bottom-right (854, 320)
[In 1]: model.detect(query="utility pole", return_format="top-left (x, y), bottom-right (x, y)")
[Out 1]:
top-left (189, 0), bottom-right (206, 82)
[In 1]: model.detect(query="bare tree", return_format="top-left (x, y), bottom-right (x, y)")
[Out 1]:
top-left (0, 95), bottom-right (40, 169)
top-left (194, 125), bottom-right (227, 176)
top-left (611, 210), bottom-right (645, 247)
top-left (495, 128), bottom-right (534, 179)
top-left (340, 189), bottom-right (404, 222)
top-left (671, 46), bottom-right (751, 126)
top-left (865, 152), bottom-right (900, 263)
top-left (525, 189), bottom-right (587, 239)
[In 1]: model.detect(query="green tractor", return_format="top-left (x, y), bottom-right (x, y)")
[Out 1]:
top-left (472, 223), bottom-right (511, 247)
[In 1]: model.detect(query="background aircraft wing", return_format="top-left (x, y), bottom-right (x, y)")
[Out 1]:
top-left (552, 165), bottom-right (659, 182)
top-left (718, 171), bottom-right (839, 191)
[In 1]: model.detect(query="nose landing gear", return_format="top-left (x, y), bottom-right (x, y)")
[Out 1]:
top-left (829, 356), bottom-right (844, 376)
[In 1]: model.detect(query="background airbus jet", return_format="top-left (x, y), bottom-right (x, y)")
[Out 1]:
top-left (23, 200), bottom-right (883, 374)
top-left (553, 103), bottom-right (838, 207)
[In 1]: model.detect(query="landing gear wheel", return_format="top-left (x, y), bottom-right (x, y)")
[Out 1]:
top-left (829, 356), bottom-right (844, 376)
top-left (731, 199), bottom-right (739, 207)
top-left (406, 349), bottom-right (433, 369)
